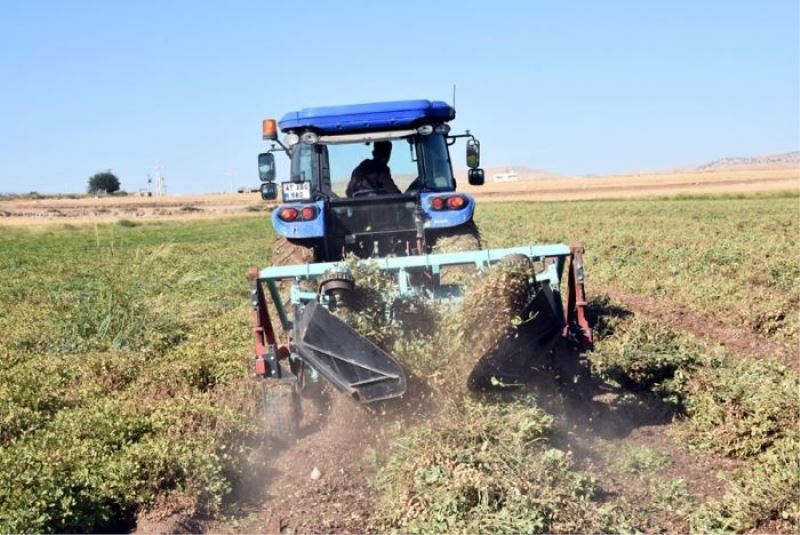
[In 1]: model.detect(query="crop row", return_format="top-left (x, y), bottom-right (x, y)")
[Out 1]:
top-left (0, 193), bottom-right (796, 532)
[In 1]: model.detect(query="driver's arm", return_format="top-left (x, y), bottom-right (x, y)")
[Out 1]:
top-left (381, 168), bottom-right (401, 194)
top-left (346, 165), bottom-right (364, 198)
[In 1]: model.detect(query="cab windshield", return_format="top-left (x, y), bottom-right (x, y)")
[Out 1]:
top-left (289, 132), bottom-right (455, 198)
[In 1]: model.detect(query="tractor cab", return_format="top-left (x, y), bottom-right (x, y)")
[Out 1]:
top-left (258, 100), bottom-right (485, 261)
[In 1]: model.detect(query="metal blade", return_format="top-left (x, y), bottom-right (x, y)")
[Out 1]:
top-left (292, 301), bottom-right (407, 403)
top-left (468, 284), bottom-right (564, 389)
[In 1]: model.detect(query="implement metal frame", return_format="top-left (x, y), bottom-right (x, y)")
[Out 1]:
top-left (248, 243), bottom-right (593, 379)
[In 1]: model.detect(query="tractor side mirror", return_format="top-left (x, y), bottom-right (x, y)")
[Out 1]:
top-left (466, 138), bottom-right (480, 169)
top-left (468, 168), bottom-right (485, 186)
top-left (260, 182), bottom-right (277, 201)
top-left (258, 152), bottom-right (276, 182)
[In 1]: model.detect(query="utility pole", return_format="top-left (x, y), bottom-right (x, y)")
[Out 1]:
top-left (154, 163), bottom-right (167, 196)
top-left (226, 170), bottom-right (237, 194)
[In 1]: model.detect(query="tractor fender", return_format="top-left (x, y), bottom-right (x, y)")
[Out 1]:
top-left (271, 200), bottom-right (326, 238)
top-left (420, 192), bottom-right (475, 229)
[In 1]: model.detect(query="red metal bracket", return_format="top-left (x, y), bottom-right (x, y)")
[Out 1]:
top-left (564, 243), bottom-right (593, 350)
top-left (248, 266), bottom-right (278, 377)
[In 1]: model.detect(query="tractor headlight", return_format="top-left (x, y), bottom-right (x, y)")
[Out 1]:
top-left (416, 125), bottom-right (433, 135)
top-left (434, 124), bottom-right (450, 134)
top-left (284, 133), bottom-right (300, 147)
top-left (301, 131), bottom-right (319, 144)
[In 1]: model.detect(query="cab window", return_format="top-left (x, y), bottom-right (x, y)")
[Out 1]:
top-left (419, 134), bottom-right (454, 190)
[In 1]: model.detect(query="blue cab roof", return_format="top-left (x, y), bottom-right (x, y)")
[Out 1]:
top-left (278, 99), bottom-right (455, 134)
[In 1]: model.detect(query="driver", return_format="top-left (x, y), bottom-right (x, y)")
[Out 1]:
top-left (346, 140), bottom-right (401, 197)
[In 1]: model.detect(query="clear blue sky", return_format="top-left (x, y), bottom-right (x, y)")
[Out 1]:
top-left (0, 0), bottom-right (797, 194)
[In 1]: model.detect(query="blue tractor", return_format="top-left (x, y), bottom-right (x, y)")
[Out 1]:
top-left (258, 100), bottom-right (484, 264)
top-left (248, 100), bottom-right (592, 413)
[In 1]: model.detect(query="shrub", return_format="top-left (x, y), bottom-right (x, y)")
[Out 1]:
top-left (88, 171), bottom-right (121, 194)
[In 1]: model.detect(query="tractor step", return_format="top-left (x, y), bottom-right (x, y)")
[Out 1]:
top-left (292, 301), bottom-right (407, 403)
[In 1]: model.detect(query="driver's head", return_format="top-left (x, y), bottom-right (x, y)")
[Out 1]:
top-left (372, 141), bottom-right (392, 165)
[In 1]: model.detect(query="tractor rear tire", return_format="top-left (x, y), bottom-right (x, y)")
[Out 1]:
top-left (271, 236), bottom-right (317, 266)
top-left (430, 221), bottom-right (482, 284)
top-left (270, 237), bottom-right (318, 335)
top-left (430, 220), bottom-right (482, 253)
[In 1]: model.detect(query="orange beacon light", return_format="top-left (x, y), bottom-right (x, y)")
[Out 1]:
top-left (262, 119), bottom-right (278, 140)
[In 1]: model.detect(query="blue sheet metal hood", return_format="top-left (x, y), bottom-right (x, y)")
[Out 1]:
top-left (278, 99), bottom-right (455, 134)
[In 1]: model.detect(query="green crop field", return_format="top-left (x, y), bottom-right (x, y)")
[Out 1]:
top-left (1, 193), bottom-right (798, 533)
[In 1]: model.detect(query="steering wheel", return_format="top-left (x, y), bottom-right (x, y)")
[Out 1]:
top-left (351, 188), bottom-right (387, 198)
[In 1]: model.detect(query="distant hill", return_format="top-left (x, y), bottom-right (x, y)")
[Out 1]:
top-left (698, 151), bottom-right (799, 170)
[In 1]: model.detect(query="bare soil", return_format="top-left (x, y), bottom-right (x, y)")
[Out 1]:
top-left (135, 494), bottom-right (203, 535)
top-left (2, 165), bottom-right (796, 227)
top-left (460, 165), bottom-right (799, 202)
top-left (466, 174), bottom-right (798, 201)
top-left (124, 268), bottom-right (794, 533)
top-left (179, 287), bottom-right (777, 534)
top-left (0, 192), bottom-right (273, 226)
top-left (223, 378), bottom-right (437, 534)
top-left (526, 337), bottom-right (742, 533)
top-left (256, 392), bottom-right (380, 534)
top-left (579, 422), bottom-right (742, 533)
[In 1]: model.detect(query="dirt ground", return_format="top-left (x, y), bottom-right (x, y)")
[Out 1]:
top-left (245, 391), bottom-right (383, 534)
top-left (6, 165), bottom-right (796, 533)
top-left (160, 378), bottom-right (438, 535)
top-left (1, 164), bottom-right (797, 227)
top-left (148, 284), bottom-right (790, 535)
top-left (459, 165), bottom-right (799, 201)
top-left (601, 286), bottom-right (799, 371)
top-left (0, 192), bottom-right (273, 226)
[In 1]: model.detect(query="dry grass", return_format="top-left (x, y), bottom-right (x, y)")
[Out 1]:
top-left (460, 165), bottom-right (799, 201)
top-left (0, 193), bottom-right (275, 226)
top-left (1, 164), bottom-right (796, 226)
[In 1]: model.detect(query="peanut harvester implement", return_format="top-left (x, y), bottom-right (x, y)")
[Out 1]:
top-left (248, 100), bottom-right (592, 426)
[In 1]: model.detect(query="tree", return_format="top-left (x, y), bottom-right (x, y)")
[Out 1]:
top-left (87, 171), bottom-right (121, 194)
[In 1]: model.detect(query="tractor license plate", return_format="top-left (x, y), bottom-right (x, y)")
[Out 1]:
top-left (282, 181), bottom-right (312, 202)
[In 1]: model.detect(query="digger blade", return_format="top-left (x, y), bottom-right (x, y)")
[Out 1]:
top-left (468, 284), bottom-right (564, 389)
top-left (292, 301), bottom-right (407, 403)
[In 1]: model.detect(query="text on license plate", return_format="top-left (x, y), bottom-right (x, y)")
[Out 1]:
top-left (282, 182), bottom-right (311, 201)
